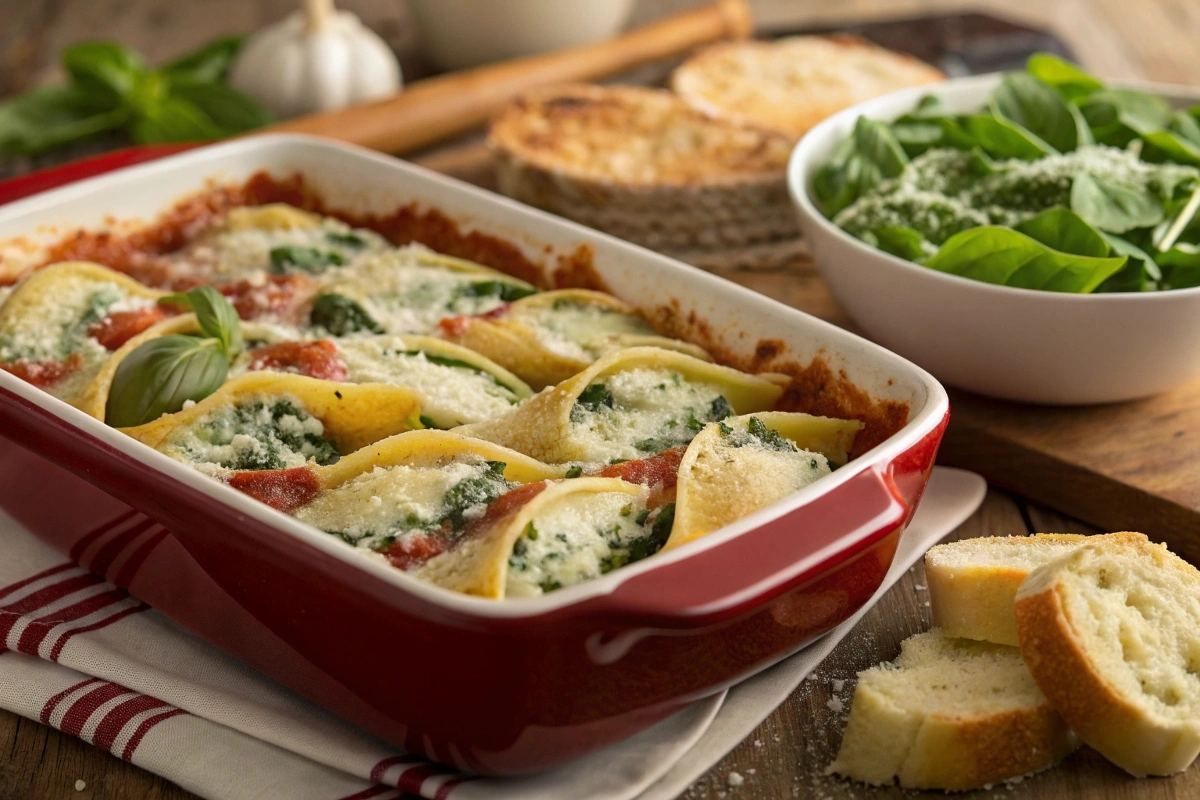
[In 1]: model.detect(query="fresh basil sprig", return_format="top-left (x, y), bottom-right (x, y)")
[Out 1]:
top-left (0, 37), bottom-right (269, 157)
top-left (105, 287), bottom-right (242, 428)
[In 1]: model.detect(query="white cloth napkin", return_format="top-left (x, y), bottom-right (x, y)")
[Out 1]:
top-left (0, 467), bottom-right (985, 800)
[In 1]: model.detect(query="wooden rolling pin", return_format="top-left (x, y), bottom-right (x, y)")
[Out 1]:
top-left (265, 0), bottom-right (753, 154)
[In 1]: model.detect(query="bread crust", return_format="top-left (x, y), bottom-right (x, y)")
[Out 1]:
top-left (1015, 538), bottom-right (1200, 777)
top-left (488, 84), bottom-right (798, 254)
top-left (671, 35), bottom-right (944, 139)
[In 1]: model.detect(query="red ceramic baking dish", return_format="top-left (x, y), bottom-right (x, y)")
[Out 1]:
top-left (0, 135), bottom-right (949, 775)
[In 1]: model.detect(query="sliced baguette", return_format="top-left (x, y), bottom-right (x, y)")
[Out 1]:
top-left (671, 35), bottom-right (943, 140)
top-left (1015, 534), bottom-right (1200, 776)
top-left (827, 628), bottom-right (1078, 790)
top-left (925, 533), bottom-right (1144, 646)
top-left (487, 84), bottom-right (798, 255)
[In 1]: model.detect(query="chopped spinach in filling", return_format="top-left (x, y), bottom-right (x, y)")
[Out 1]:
top-left (171, 398), bottom-right (339, 472)
top-left (717, 415), bottom-right (799, 453)
top-left (505, 491), bottom-right (672, 596)
top-left (567, 368), bottom-right (734, 462)
top-left (310, 293), bottom-right (384, 336)
top-left (293, 457), bottom-right (514, 553)
top-left (269, 246), bottom-right (347, 276)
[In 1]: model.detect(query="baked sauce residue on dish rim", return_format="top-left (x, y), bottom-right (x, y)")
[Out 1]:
top-left (4, 171), bottom-right (910, 449)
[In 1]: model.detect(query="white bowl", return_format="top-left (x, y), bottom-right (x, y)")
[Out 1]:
top-left (789, 73), bottom-right (1200, 405)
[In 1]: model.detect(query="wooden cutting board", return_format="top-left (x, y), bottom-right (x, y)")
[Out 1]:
top-left (414, 143), bottom-right (1200, 565)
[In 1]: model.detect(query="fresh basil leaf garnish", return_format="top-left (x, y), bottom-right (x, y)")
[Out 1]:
top-left (159, 285), bottom-right (242, 356)
top-left (105, 334), bottom-right (228, 427)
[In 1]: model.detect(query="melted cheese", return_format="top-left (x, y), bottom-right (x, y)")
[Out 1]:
top-left (505, 486), bottom-right (653, 597)
top-left (317, 249), bottom-right (524, 334)
top-left (162, 393), bottom-right (338, 474)
top-left (335, 338), bottom-right (519, 426)
top-left (569, 368), bottom-right (728, 464)
top-left (517, 301), bottom-right (657, 361)
top-left (295, 457), bottom-right (499, 550)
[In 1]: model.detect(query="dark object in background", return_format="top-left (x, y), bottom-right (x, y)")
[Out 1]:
top-left (766, 12), bottom-right (1076, 76)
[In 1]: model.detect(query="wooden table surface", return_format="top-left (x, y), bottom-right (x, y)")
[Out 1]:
top-left (2, 1), bottom-right (1200, 799)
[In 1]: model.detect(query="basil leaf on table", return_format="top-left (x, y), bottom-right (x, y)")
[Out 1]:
top-left (105, 334), bottom-right (229, 428)
top-left (169, 81), bottom-right (272, 134)
top-left (161, 36), bottom-right (245, 84)
top-left (1013, 207), bottom-right (1110, 257)
top-left (1025, 53), bottom-right (1104, 102)
top-left (129, 95), bottom-right (225, 144)
top-left (158, 285), bottom-right (242, 356)
top-left (1070, 173), bottom-right (1164, 233)
top-left (62, 42), bottom-right (146, 102)
top-left (0, 85), bottom-right (127, 155)
top-left (925, 226), bottom-right (1128, 293)
top-left (991, 72), bottom-right (1081, 153)
top-left (965, 114), bottom-right (1056, 159)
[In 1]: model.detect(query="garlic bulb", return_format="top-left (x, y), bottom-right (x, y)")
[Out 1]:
top-left (229, 0), bottom-right (401, 119)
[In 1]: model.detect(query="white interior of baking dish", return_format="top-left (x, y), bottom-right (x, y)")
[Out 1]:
top-left (0, 134), bottom-right (948, 617)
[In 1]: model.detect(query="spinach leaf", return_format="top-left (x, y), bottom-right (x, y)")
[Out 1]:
top-left (1171, 111), bottom-right (1200, 147)
top-left (925, 226), bottom-right (1128, 293)
top-left (1095, 233), bottom-right (1162, 292)
top-left (747, 416), bottom-right (797, 452)
top-left (1013, 208), bottom-right (1110, 257)
top-left (991, 72), bottom-right (1080, 152)
top-left (310, 293), bottom-right (384, 336)
top-left (1157, 244), bottom-right (1200, 289)
top-left (441, 461), bottom-right (512, 531)
top-left (1025, 53), bottom-right (1104, 102)
top-left (965, 114), bottom-right (1055, 159)
top-left (1070, 173), bottom-right (1164, 233)
top-left (1142, 130), bottom-right (1200, 167)
top-left (573, 383), bottom-right (614, 416)
top-left (1080, 89), bottom-right (1174, 145)
top-left (868, 225), bottom-right (930, 260)
top-left (326, 231), bottom-right (369, 249)
top-left (269, 246), bottom-right (347, 275)
top-left (812, 117), bottom-right (908, 216)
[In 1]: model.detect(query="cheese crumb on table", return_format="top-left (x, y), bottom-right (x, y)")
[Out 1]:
top-left (75, 779), bottom-right (86, 791)
top-left (728, 771), bottom-right (745, 787)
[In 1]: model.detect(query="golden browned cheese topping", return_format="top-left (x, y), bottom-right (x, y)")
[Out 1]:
top-left (671, 35), bottom-right (944, 139)
top-left (488, 84), bottom-right (793, 187)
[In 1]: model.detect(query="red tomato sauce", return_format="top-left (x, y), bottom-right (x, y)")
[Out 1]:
top-left (220, 274), bottom-right (316, 324)
top-left (245, 340), bottom-right (347, 382)
top-left (226, 467), bottom-right (322, 512)
top-left (87, 306), bottom-right (171, 350)
top-left (597, 447), bottom-right (685, 508)
top-left (0, 353), bottom-right (83, 390)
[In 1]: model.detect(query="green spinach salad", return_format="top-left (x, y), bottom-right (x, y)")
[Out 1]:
top-left (812, 54), bottom-right (1200, 293)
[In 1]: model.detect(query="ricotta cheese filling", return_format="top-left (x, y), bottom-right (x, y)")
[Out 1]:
top-left (568, 368), bottom-right (733, 464)
top-left (166, 219), bottom-right (388, 282)
top-left (335, 338), bottom-right (520, 427)
top-left (713, 415), bottom-right (832, 486)
top-left (0, 279), bottom-right (151, 400)
top-left (505, 487), bottom-right (670, 597)
top-left (315, 249), bottom-right (534, 335)
top-left (518, 301), bottom-right (658, 361)
top-left (163, 394), bottom-right (339, 474)
top-left (295, 457), bottom-right (514, 554)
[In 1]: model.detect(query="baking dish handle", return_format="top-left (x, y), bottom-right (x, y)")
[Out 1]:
top-left (599, 464), bottom-right (908, 628)
top-left (0, 144), bottom-right (196, 207)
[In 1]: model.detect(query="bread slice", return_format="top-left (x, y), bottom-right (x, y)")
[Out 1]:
top-left (670, 35), bottom-right (943, 140)
top-left (1015, 534), bottom-right (1200, 776)
top-left (925, 533), bottom-right (1139, 646)
top-left (827, 628), bottom-right (1078, 790)
top-left (488, 84), bottom-right (798, 255)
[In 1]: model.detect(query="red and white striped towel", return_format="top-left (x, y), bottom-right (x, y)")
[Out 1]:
top-left (0, 468), bottom-right (984, 800)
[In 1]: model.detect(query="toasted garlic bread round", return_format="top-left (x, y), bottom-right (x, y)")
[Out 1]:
top-left (1015, 534), bottom-right (1200, 777)
top-left (671, 35), bottom-right (943, 140)
top-left (488, 84), bottom-right (798, 254)
top-left (828, 629), bottom-right (1078, 790)
top-left (925, 533), bottom-right (1145, 646)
